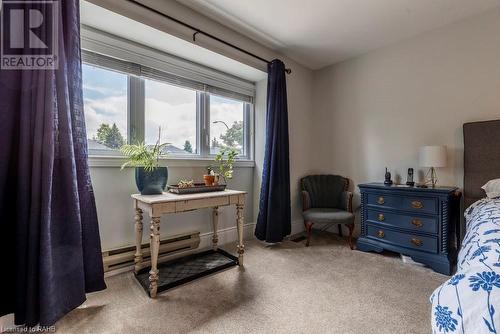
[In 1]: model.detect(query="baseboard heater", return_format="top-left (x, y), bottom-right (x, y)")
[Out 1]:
top-left (102, 231), bottom-right (200, 274)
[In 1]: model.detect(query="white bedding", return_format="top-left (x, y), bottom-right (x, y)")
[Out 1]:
top-left (430, 198), bottom-right (500, 334)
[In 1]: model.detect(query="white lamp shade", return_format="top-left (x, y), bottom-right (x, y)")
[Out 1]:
top-left (419, 145), bottom-right (447, 167)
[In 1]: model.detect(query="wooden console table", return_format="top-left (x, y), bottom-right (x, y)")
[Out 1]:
top-left (131, 189), bottom-right (246, 298)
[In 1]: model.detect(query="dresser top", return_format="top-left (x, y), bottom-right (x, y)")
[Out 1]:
top-left (358, 182), bottom-right (458, 194)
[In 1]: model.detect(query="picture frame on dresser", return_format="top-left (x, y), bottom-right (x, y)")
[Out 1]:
top-left (356, 183), bottom-right (461, 275)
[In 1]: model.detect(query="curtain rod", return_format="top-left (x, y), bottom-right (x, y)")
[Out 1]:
top-left (126, 0), bottom-right (292, 74)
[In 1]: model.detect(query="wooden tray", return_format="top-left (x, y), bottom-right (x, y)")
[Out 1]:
top-left (167, 183), bottom-right (226, 194)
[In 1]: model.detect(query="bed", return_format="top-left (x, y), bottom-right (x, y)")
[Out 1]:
top-left (430, 120), bottom-right (500, 334)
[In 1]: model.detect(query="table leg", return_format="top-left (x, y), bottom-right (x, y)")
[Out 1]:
top-left (149, 216), bottom-right (161, 298)
top-left (134, 208), bottom-right (143, 274)
top-left (212, 206), bottom-right (219, 251)
top-left (236, 204), bottom-right (245, 266)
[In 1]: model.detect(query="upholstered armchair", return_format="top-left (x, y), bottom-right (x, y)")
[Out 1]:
top-left (301, 175), bottom-right (355, 249)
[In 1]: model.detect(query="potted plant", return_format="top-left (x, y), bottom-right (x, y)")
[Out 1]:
top-left (213, 148), bottom-right (237, 185)
top-left (203, 166), bottom-right (215, 186)
top-left (121, 134), bottom-right (168, 195)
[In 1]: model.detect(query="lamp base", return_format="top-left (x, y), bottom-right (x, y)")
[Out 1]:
top-left (424, 167), bottom-right (438, 188)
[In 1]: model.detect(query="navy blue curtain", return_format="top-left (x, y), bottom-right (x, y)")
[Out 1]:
top-left (0, 0), bottom-right (106, 326)
top-left (255, 59), bottom-right (291, 242)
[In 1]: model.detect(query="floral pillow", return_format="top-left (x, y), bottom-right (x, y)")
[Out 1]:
top-left (482, 178), bottom-right (500, 199)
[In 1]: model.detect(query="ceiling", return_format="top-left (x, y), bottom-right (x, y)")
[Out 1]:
top-left (182, 0), bottom-right (500, 70)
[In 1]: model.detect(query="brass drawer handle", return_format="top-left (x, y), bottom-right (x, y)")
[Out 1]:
top-left (411, 219), bottom-right (423, 228)
top-left (411, 201), bottom-right (423, 209)
top-left (378, 213), bottom-right (385, 221)
top-left (377, 197), bottom-right (385, 204)
top-left (377, 230), bottom-right (385, 238)
top-left (411, 238), bottom-right (423, 246)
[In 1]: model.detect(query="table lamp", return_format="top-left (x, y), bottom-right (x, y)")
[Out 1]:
top-left (419, 145), bottom-right (446, 188)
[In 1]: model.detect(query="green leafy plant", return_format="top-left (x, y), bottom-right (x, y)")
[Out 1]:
top-left (213, 148), bottom-right (237, 184)
top-left (120, 128), bottom-right (168, 172)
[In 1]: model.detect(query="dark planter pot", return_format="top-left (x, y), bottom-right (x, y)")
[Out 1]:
top-left (135, 167), bottom-right (168, 195)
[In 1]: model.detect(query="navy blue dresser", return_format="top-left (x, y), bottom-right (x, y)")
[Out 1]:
top-left (356, 183), bottom-right (461, 275)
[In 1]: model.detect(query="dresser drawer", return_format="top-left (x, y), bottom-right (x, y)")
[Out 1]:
top-left (366, 210), bottom-right (438, 234)
top-left (366, 225), bottom-right (438, 253)
top-left (367, 193), bottom-right (437, 214)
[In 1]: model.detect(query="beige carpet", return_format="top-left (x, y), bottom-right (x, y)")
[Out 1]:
top-left (55, 232), bottom-right (448, 334)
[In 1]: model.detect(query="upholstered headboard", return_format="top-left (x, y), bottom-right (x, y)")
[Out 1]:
top-left (463, 120), bottom-right (500, 208)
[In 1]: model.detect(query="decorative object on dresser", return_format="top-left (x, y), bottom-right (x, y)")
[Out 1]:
top-left (356, 183), bottom-right (461, 275)
top-left (301, 175), bottom-right (355, 248)
top-left (405, 168), bottom-right (415, 187)
top-left (419, 145), bottom-right (447, 188)
top-left (384, 167), bottom-right (393, 185)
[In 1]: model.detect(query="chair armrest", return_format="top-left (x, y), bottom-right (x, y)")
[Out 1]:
top-left (340, 191), bottom-right (354, 213)
top-left (301, 190), bottom-right (311, 211)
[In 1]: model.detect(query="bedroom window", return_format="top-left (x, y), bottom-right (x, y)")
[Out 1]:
top-left (209, 95), bottom-right (250, 157)
top-left (82, 63), bottom-right (128, 155)
top-left (144, 79), bottom-right (198, 155)
top-left (80, 45), bottom-right (254, 161)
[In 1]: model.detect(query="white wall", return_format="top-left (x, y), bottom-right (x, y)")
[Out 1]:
top-left (287, 63), bottom-right (314, 229)
top-left (311, 9), bottom-right (500, 220)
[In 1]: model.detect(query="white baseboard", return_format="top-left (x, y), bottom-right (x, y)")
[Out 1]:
top-left (104, 222), bottom-right (256, 278)
top-left (291, 219), bottom-right (305, 235)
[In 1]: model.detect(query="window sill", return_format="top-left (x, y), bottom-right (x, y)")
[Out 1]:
top-left (88, 155), bottom-right (255, 168)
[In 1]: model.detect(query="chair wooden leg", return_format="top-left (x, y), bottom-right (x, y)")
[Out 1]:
top-left (304, 221), bottom-right (313, 247)
top-left (338, 224), bottom-right (343, 237)
top-left (347, 223), bottom-right (355, 250)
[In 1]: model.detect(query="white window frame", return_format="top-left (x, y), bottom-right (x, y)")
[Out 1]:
top-left (81, 25), bottom-right (255, 167)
